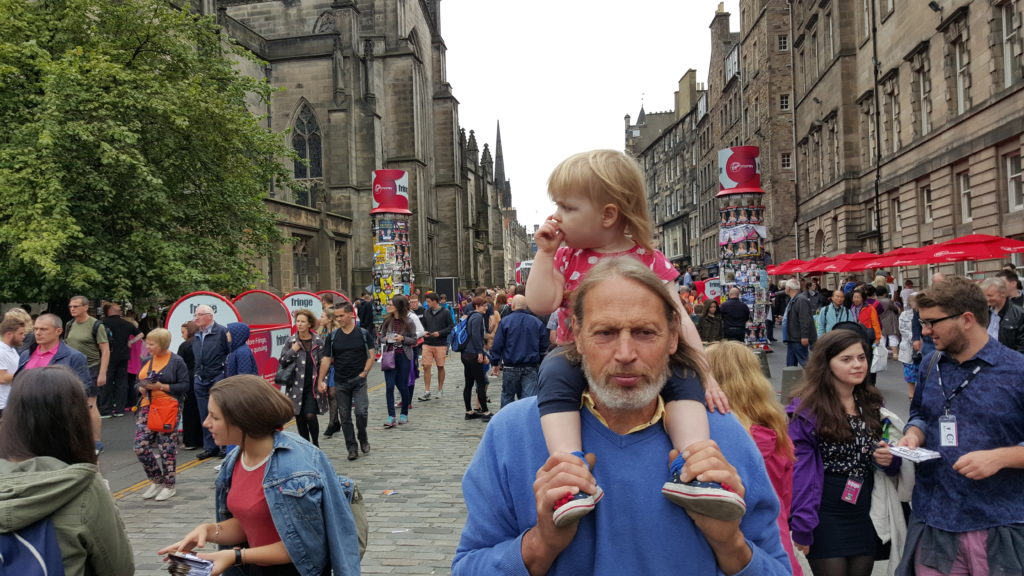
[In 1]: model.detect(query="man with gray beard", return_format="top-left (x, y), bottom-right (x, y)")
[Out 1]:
top-left (453, 257), bottom-right (789, 576)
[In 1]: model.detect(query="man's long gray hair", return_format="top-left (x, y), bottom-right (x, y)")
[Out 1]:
top-left (565, 256), bottom-right (706, 382)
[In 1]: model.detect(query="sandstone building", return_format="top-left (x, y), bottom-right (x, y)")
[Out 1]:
top-left (628, 1), bottom-right (797, 273)
top-left (792, 0), bottom-right (1024, 282)
top-left (206, 0), bottom-right (527, 296)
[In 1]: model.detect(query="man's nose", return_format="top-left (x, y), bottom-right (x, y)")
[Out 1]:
top-left (612, 333), bottom-right (638, 363)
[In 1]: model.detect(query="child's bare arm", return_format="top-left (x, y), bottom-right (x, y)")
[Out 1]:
top-left (526, 218), bottom-right (566, 315)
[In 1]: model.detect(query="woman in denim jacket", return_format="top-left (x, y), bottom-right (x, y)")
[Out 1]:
top-left (160, 375), bottom-right (361, 575)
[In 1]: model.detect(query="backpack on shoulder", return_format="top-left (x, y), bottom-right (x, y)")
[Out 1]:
top-left (449, 313), bottom-right (473, 352)
top-left (63, 318), bottom-right (112, 344)
top-left (0, 517), bottom-right (65, 575)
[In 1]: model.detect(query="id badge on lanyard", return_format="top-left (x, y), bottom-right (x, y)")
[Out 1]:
top-left (939, 413), bottom-right (958, 447)
top-left (842, 476), bottom-right (864, 504)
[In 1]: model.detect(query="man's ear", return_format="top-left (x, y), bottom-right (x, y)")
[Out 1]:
top-left (600, 204), bottom-right (620, 229)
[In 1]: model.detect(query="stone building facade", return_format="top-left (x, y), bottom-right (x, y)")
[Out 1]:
top-left (792, 0), bottom-right (1024, 282)
top-left (630, 1), bottom-right (797, 273)
top-left (207, 0), bottom-right (525, 296)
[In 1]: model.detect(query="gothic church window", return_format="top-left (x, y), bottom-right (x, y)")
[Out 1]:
top-left (291, 103), bottom-right (322, 207)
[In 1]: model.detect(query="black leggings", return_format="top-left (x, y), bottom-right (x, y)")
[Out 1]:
top-left (461, 352), bottom-right (488, 413)
top-left (807, 556), bottom-right (874, 576)
top-left (295, 380), bottom-right (320, 445)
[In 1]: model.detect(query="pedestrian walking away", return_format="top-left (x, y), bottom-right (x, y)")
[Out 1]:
top-left (489, 295), bottom-right (548, 407)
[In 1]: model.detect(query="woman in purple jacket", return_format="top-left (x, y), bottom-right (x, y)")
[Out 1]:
top-left (787, 329), bottom-right (901, 576)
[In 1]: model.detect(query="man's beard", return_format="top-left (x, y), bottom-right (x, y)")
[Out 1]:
top-left (582, 358), bottom-right (670, 411)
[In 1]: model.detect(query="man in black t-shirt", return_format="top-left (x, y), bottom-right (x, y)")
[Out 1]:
top-left (99, 302), bottom-right (142, 418)
top-left (318, 302), bottom-right (376, 461)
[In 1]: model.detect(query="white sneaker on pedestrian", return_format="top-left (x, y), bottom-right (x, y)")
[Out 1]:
top-left (214, 463), bottom-right (222, 472)
top-left (155, 487), bottom-right (177, 501)
top-left (142, 482), bottom-right (162, 500)
top-left (437, 389), bottom-right (444, 399)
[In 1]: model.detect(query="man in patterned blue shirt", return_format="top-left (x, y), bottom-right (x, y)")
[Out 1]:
top-left (898, 276), bottom-right (1024, 575)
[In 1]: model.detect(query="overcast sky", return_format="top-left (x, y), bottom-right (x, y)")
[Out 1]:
top-left (442, 0), bottom-right (741, 229)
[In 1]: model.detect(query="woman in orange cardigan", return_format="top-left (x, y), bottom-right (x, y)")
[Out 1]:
top-left (851, 290), bottom-right (881, 343)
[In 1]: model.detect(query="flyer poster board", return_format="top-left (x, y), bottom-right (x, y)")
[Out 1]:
top-left (283, 292), bottom-right (322, 327)
top-left (164, 292), bottom-right (240, 354)
top-left (232, 291), bottom-right (292, 385)
top-left (247, 327), bottom-right (292, 386)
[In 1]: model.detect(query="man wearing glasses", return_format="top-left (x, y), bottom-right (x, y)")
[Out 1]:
top-left (897, 276), bottom-right (1024, 574)
top-left (191, 304), bottom-right (231, 459)
top-left (65, 296), bottom-right (110, 454)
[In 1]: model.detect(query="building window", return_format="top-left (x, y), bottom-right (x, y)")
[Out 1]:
top-left (291, 103), bottom-right (323, 208)
top-left (778, 34), bottom-right (789, 51)
top-left (883, 74), bottom-right (900, 154)
top-left (891, 198), bottom-right (903, 234)
top-left (825, 12), bottom-right (835, 62)
top-left (910, 46), bottom-right (932, 137)
top-left (958, 172), bottom-right (972, 223)
top-left (867, 205), bottom-right (877, 231)
top-left (920, 185), bottom-right (933, 223)
top-left (293, 236), bottom-right (311, 290)
top-left (954, 37), bottom-right (970, 115)
top-left (1002, 2), bottom-right (1022, 88)
top-left (1009, 154), bottom-right (1024, 212)
top-left (862, 0), bottom-right (871, 41)
top-left (780, 94), bottom-right (790, 111)
top-left (781, 152), bottom-right (792, 169)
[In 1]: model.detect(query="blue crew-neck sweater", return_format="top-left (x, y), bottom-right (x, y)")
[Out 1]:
top-left (453, 397), bottom-right (791, 575)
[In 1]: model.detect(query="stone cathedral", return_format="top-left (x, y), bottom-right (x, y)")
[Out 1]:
top-left (209, 0), bottom-right (528, 296)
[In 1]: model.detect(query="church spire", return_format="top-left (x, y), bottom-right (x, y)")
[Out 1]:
top-left (494, 121), bottom-right (511, 207)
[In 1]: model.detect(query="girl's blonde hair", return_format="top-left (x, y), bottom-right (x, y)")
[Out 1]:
top-left (705, 341), bottom-right (793, 461)
top-left (547, 149), bottom-right (654, 253)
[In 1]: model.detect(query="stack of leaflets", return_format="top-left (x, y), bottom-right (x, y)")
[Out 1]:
top-left (166, 552), bottom-right (213, 576)
top-left (888, 446), bottom-right (941, 463)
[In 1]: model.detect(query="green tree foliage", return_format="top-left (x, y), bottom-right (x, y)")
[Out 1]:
top-left (0, 0), bottom-right (292, 301)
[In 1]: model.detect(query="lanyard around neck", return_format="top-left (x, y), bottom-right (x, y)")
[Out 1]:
top-left (937, 360), bottom-right (982, 414)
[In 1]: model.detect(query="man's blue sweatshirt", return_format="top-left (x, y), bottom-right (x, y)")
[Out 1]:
top-left (453, 397), bottom-right (791, 575)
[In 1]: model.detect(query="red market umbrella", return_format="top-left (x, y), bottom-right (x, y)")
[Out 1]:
top-left (792, 256), bottom-right (835, 273)
top-left (861, 246), bottom-right (932, 269)
top-left (925, 234), bottom-right (1024, 262)
top-left (770, 259), bottom-right (806, 275)
top-left (825, 251), bottom-right (882, 273)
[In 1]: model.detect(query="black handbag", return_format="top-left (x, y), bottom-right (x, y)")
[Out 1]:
top-left (275, 360), bottom-right (297, 389)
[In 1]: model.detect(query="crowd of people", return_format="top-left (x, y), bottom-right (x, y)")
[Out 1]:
top-left (2, 148), bottom-right (1023, 575)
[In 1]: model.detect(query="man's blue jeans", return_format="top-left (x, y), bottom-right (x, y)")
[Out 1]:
top-left (193, 378), bottom-right (218, 452)
top-left (500, 365), bottom-right (539, 408)
top-left (786, 341), bottom-right (809, 367)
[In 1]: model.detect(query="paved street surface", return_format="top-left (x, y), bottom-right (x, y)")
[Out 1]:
top-left (106, 340), bottom-right (908, 574)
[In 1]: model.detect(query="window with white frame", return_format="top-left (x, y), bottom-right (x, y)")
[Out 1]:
top-left (1002, 2), bottom-right (1022, 88)
top-left (958, 171), bottom-right (972, 223)
top-left (780, 94), bottom-right (790, 111)
top-left (954, 36), bottom-right (970, 115)
top-left (892, 198), bottom-right (903, 234)
top-left (778, 34), bottom-right (789, 52)
top-left (921, 185), bottom-right (933, 222)
top-left (915, 63), bottom-right (931, 136)
top-left (1009, 154), bottom-right (1024, 211)
top-left (867, 204), bottom-right (877, 231)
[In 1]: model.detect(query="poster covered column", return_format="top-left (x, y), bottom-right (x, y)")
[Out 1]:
top-left (371, 170), bottom-right (413, 322)
top-left (717, 146), bottom-right (769, 348)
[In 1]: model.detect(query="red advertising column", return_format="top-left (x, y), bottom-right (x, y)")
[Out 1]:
top-left (717, 146), bottom-right (769, 347)
top-left (370, 170), bottom-right (413, 318)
